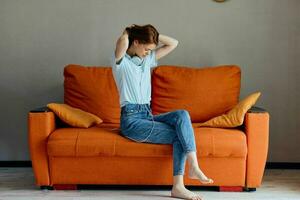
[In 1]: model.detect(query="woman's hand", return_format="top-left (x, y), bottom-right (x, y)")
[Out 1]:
top-left (122, 29), bottom-right (129, 36)
top-left (123, 24), bottom-right (135, 36)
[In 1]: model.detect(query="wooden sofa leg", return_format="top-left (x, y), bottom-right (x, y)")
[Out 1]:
top-left (243, 187), bottom-right (256, 192)
top-left (53, 184), bottom-right (78, 190)
top-left (40, 186), bottom-right (54, 190)
top-left (219, 186), bottom-right (243, 192)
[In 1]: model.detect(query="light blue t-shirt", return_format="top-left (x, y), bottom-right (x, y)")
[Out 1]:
top-left (110, 50), bottom-right (158, 107)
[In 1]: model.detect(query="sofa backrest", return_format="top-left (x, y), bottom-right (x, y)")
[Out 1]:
top-left (64, 64), bottom-right (241, 124)
top-left (64, 64), bottom-right (120, 124)
top-left (151, 65), bottom-right (241, 122)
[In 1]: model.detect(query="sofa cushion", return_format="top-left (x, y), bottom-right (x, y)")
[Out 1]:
top-left (64, 64), bottom-right (120, 124)
top-left (47, 125), bottom-right (247, 158)
top-left (47, 103), bottom-right (103, 128)
top-left (197, 91), bottom-right (261, 128)
top-left (194, 127), bottom-right (247, 158)
top-left (47, 126), bottom-right (120, 157)
top-left (151, 65), bottom-right (241, 122)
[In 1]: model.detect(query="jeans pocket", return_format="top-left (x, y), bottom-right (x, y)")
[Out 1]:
top-left (125, 109), bottom-right (139, 116)
top-left (123, 106), bottom-right (140, 117)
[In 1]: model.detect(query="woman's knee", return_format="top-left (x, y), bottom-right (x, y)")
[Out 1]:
top-left (175, 109), bottom-right (190, 119)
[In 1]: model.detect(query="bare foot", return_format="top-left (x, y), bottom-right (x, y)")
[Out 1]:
top-left (171, 186), bottom-right (203, 200)
top-left (188, 166), bottom-right (214, 184)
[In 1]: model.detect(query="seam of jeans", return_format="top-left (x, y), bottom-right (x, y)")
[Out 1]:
top-left (175, 116), bottom-right (189, 152)
top-left (141, 105), bottom-right (155, 142)
top-left (124, 135), bottom-right (143, 143)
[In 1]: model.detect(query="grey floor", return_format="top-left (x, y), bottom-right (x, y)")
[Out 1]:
top-left (0, 168), bottom-right (299, 200)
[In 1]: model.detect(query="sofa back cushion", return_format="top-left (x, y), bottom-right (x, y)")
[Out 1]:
top-left (64, 64), bottom-right (120, 124)
top-left (151, 65), bottom-right (241, 122)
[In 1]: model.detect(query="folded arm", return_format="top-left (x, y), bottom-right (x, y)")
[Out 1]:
top-left (114, 30), bottom-right (129, 64)
top-left (155, 34), bottom-right (179, 60)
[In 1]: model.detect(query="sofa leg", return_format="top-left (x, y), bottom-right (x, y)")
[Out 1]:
top-left (219, 186), bottom-right (243, 192)
top-left (53, 184), bottom-right (78, 190)
top-left (40, 186), bottom-right (54, 190)
top-left (243, 187), bottom-right (256, 192)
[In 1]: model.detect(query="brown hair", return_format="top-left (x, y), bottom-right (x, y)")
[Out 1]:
top-left (125, 24), bottom-right (159, 47)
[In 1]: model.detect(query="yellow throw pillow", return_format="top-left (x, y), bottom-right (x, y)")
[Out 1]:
top-left (197, 91), bottom-right (261, 128)
top-left (47, 103), bottom-right (103, 128)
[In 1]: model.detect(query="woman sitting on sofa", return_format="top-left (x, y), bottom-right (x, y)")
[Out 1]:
top-left (111, 24), bottom-right (213, 200)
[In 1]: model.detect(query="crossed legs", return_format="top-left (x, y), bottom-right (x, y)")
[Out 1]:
top-left (144, 110), bottom-right (214, 200)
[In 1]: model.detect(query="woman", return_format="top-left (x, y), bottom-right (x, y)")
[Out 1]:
top-left (111, 24), bottom-right (213, 200)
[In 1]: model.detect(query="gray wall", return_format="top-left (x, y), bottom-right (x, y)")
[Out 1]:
top-left (0, 0), bottom-right (299, 162)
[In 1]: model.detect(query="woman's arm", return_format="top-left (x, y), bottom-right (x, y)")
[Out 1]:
top-left (114, 29), bottom-right (129, 64)
top-left (155, 34), bottom-right (179, 60)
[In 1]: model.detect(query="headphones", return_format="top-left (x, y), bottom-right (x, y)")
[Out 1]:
top-left (131, 54), bottom-right (144, 66)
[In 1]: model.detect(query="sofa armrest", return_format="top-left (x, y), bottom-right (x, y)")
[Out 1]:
top-left (244, 106), bottom-right (270, 188)
top-left (28, 106), bottom-right (56, 186)
top-left (247, 106), bottom-right (267, 113)
top-left (30, 106), bottom-right (51, 113)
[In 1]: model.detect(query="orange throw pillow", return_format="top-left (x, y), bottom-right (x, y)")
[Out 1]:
top-left (197, 92), bottom-right (261, 128)
top-left (47, 103), bottom-right (103, 128)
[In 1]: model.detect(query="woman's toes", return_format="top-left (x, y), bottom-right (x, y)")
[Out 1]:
top-left (201, 178), bottom-right (212, 184)
top-left (171, 186), bottom-right (202, 200)
top-left (193, 195), bottom-right (202, 200)
top-left (189, 167), bottom-right (214, 184)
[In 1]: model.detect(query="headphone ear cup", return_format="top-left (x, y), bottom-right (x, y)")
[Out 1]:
top-left (131, 56), bottom-right (143, 65)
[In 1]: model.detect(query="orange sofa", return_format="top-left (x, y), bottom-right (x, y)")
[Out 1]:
top-left (28, 64), bottom-right (269, 191)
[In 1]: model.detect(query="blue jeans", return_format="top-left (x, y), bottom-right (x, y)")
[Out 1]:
top-left (120, 103), bottom-right (197, 176)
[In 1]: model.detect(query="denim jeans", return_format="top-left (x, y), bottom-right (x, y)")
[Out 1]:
top-left (120, 103), bottom-right (197, 176)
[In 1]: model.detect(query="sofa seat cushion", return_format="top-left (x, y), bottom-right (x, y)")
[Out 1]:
top-left (47, 125), bottom-right (247, 158)
top-left (47, 125), bottom-right (120, 157)
top-left (193, 127), bottom-right (247, 158)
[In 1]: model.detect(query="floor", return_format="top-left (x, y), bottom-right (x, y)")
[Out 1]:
top-left (0, 168), bottom-right (299, 200)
